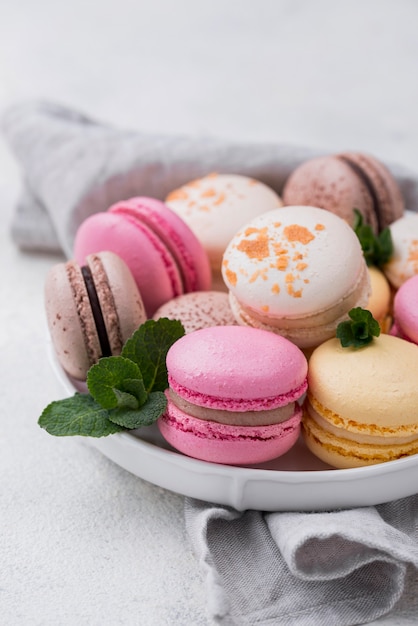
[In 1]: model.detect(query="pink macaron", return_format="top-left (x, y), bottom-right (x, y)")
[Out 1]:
top-left (73, 197), bottom-right (212, 316)
top-left (158, 326), bottom-right (308, 465)
top-left (392, 275), bottom-right (418, 344)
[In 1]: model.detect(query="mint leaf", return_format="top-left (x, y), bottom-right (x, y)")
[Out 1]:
top-left (353, 209), bottom-right (393, 267)
top-left (108, 391), bottom-right (167, 429)
top-left (87, 357), bottom-right (147, 409)
top-left (38, 393), bottom-right (123, 437)
top-left (121, 318), bottom-right (185, 392)
top-left (336, 307), bottom-right (380, 348)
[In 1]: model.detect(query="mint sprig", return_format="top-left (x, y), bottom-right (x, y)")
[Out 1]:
top-left (353, 209), bottom-right (393, 267)
top-left (38, 393), bottom-right (124, 437)
top-left (39, 318), bottom-right (185, 437)
top-left (336, 307), bottom-right (380, 348)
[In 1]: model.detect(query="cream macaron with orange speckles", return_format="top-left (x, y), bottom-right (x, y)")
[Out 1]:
top-left (165, 173), bottom-right (283, 289)
top-left (383, 210), bottom-right (418, 289)
top-left (221, 205), bottom-right (371, 350)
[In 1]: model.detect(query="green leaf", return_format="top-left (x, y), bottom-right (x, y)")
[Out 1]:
top-left (336, 307), bottom-right (381, 348)
top-left (108, 391), bottom-right (167, 429)
top-left (87, 357), bottom-right (147, 409)
top-left (38, 393), bottom-right (124, 437)
top-left (352, 209), bottom-right (394, 267)
top-left (121, 318), bottom-right (185, 392)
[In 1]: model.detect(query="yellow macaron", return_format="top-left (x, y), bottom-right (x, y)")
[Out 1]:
top-left (303, 334), bottom-right (418, 468)
top-left (367, 266), bottom-right (393, 333)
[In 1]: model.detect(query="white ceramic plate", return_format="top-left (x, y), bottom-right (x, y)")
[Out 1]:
top-left (49, 346), bottom-right (418, 512)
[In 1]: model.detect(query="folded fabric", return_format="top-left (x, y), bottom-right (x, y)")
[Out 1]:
top-left (185, 497), bottom-right (418, 625)
top-left (3, 100), bottom-right (418, 626)
top-left (3, 100), bottom-right (418, 257)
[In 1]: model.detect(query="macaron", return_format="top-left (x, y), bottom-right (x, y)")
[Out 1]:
top-left (153, 291), bottom-right (236, 333)
top-left (383, 210), bottom-right (418, 289)
top-left (282, 152), bottom-right (404, 233)
top-left (158, 326), bottom-right (308, 465)
top-left (73, 196), bottom-right (212, 316)
top-left (165, 173), bottom-right (283, 284)
top-left (303, 334), bottom-right (418, 468)
top-left (45, 251), bottom-right (146, 381)
top-left (367, 266), bottom-right (392, 333)
top-left (392, 275), bottom-right (418, 344)
top-left (222, 205), bottom-right (370, 349)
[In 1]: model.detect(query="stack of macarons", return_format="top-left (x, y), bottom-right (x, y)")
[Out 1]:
top-left (43, 150), bottom-right (418, 469)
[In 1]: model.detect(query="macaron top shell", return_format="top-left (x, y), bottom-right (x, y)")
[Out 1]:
top-left (165, 173), bottom-right (283, 270)
top-left (393, 274), bottom-right (418, 342)
top-left (307, 335), bottom-right (418, 430)
top-left (222, 206), bottom-right (365, 318)
top-left (166, 325), bottom-right (308, 408)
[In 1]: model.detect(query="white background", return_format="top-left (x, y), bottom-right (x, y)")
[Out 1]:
top-left (1, 1), bottom-right (418, 624)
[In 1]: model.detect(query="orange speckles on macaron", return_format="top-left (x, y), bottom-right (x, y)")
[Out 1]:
top-left (236, 228), bottom-right (270, 260)
top-left (249, 268), bottom-right (269, 283)
top-left (408, 240), bottom-right (418, 271)
top-left (166, 188), bottom-right (189, 202)
top-left (213, 192), bottom-right (226, 206)
top-left (271, 283), bottom-right (280, 294)
top-left (287, 283), bottom-right (303, 298)
top-left (260, 304), bottom-right (270, 312)
top-left (222, 260), bottom-right (238, 287)
top-left (201, 188), bottom-right (217, 198)
top-left (296, 262), bottom-right (308, 271)
top-left (273, 244), bottom-right (290, 271)
top-left (283, 224), bottom-right (315, 245)
top-left (315, 223), bottom-right (326, 231)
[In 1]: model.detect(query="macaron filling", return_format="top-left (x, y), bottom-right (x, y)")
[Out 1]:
top-left (168, 375), bottom-right (308, 412)
top-left (161, 402), bottom-right (302, 442)
top-left (305, 397), bottom-right (418, 445)
top-left (167, 389), bottom-right (297, 426)
top-left (81, 265), bottom-right (112, 358)
top-left (303, 411), bottom-right (418, 466)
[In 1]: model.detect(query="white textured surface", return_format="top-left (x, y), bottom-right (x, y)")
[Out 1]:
top-left (1, 1), bottom-right (418, 624)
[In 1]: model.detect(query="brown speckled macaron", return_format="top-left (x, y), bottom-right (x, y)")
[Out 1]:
top-left (283, 152), bottom-right (404, 232)
top-left (152, 291), bottom-right (236, 333)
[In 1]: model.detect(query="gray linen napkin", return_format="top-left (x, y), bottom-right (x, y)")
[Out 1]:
top-left (185, 498), bottom-right (418, 625)
top-left (4, 101), bottom-right (418, 626)
top-left (4, 100), bottom-right (418, 256)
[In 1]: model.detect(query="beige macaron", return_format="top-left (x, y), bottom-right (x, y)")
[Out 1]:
top-left (303, 334), bottom-right (418, 468)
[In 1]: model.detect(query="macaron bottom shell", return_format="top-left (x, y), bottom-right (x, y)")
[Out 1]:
top-left (302, 411), bottom-right (418, 469)
top-left (157, 403), bottom-right (302, 465)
